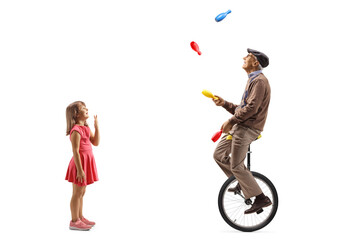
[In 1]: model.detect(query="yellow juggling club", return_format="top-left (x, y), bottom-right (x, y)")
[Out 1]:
top-left (202, 90), bottom-right (218, 100)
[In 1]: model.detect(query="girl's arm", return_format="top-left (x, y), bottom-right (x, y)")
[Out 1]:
top-left (71, 131), bottom-right (85, 183)
top-left (90, 115), bottom-right (100, 146)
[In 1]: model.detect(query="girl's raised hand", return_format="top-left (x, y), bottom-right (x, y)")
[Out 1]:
top-left (94, 115), bottom-right (98, 129)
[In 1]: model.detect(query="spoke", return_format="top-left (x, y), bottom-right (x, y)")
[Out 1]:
top-left (223, 199), bottom-right (242, 205)
top-left (224, 194), bottom-right (242, 201)
top-left (224, 203), bottom-right (245, 210)
top-left (228, 203), bottom-right (242, 220)
top-left (225, 205), bottom-right (243, 212)
top-left (256, 212), bottom-right (266, 223)
top-left (238, 211), bottom-right (245, 225)
top-left (234, 206), bottom-right (244, 221)
top-left (223, 198), bottom-right (242, 204)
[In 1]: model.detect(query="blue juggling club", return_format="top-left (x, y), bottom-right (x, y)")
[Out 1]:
top-left (215, 10), bottom-right (231, 22)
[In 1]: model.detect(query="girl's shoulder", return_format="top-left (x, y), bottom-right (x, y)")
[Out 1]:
top-left (70, 125), bottom-right (84, 137)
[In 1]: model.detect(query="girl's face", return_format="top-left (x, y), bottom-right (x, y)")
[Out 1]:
top-left (77, 104), bottom-right (89, 121)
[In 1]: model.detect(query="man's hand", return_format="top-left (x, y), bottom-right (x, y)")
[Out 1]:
top-left (213, 95), bottom-right (225, 106)
top-left (221, 120), bottom-right (234, 134)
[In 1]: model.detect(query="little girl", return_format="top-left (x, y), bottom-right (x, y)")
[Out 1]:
top-left (65, 101), bottom-right (100, 231)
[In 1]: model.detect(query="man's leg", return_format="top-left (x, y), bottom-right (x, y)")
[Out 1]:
top-left (230, 125), bottom-right (263, 200)
top-left (213, 134), bottom-right (233, 178)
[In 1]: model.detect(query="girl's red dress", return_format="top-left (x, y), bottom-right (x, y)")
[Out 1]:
top-left (65, 125), bottom-right (98, 186)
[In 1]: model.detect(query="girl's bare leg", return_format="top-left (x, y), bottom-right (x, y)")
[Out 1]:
top-left (79, 186), bottom-right (86, 219)
top-left (70, 183), bottom-right (85, 222)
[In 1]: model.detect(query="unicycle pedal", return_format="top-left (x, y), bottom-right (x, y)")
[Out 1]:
top-left (256, 208), bottom-right (264, 214)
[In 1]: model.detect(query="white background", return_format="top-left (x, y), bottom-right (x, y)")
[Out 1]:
top-left (1, 0), bottom-right (359, 239)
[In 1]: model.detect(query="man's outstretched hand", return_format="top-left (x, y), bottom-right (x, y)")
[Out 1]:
top-left (213, 95), bottom-right (225, 106)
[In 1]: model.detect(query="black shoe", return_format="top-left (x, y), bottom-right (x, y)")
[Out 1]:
top-left (244, 196), bottom-right (272, 214)
top-left (228, 183), bottom-right (241, 193)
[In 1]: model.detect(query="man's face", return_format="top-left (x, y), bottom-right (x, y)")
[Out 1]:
top-left (242, 53), bottom-right (258, 71)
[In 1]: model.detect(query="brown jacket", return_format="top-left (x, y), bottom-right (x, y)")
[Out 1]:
top-left (223, 73), bottom-right (271, 131)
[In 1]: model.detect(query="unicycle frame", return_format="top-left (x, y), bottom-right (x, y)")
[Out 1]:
top-left (247, 145), bottom-right (252, 171)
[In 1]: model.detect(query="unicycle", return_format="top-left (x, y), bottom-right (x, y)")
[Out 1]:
top-left (218, 137), bottom-right (278, 232)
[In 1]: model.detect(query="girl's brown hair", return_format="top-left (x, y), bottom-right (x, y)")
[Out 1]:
top-left (66, 101), bottom-right (88, 135)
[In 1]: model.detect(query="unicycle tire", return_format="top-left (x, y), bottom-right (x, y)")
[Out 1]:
top-left (218, 172), bottom-right (278, 232)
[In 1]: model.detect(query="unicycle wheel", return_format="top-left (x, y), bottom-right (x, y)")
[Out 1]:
top-left (218, 172), bottom-right (278, 232)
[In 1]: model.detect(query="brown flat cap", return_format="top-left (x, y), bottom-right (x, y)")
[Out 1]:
top-left (247, 48), bottom-right (269, 68)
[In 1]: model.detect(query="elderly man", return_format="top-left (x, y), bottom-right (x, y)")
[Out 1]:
top-left (213, 48), bottom-right (271, 214)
